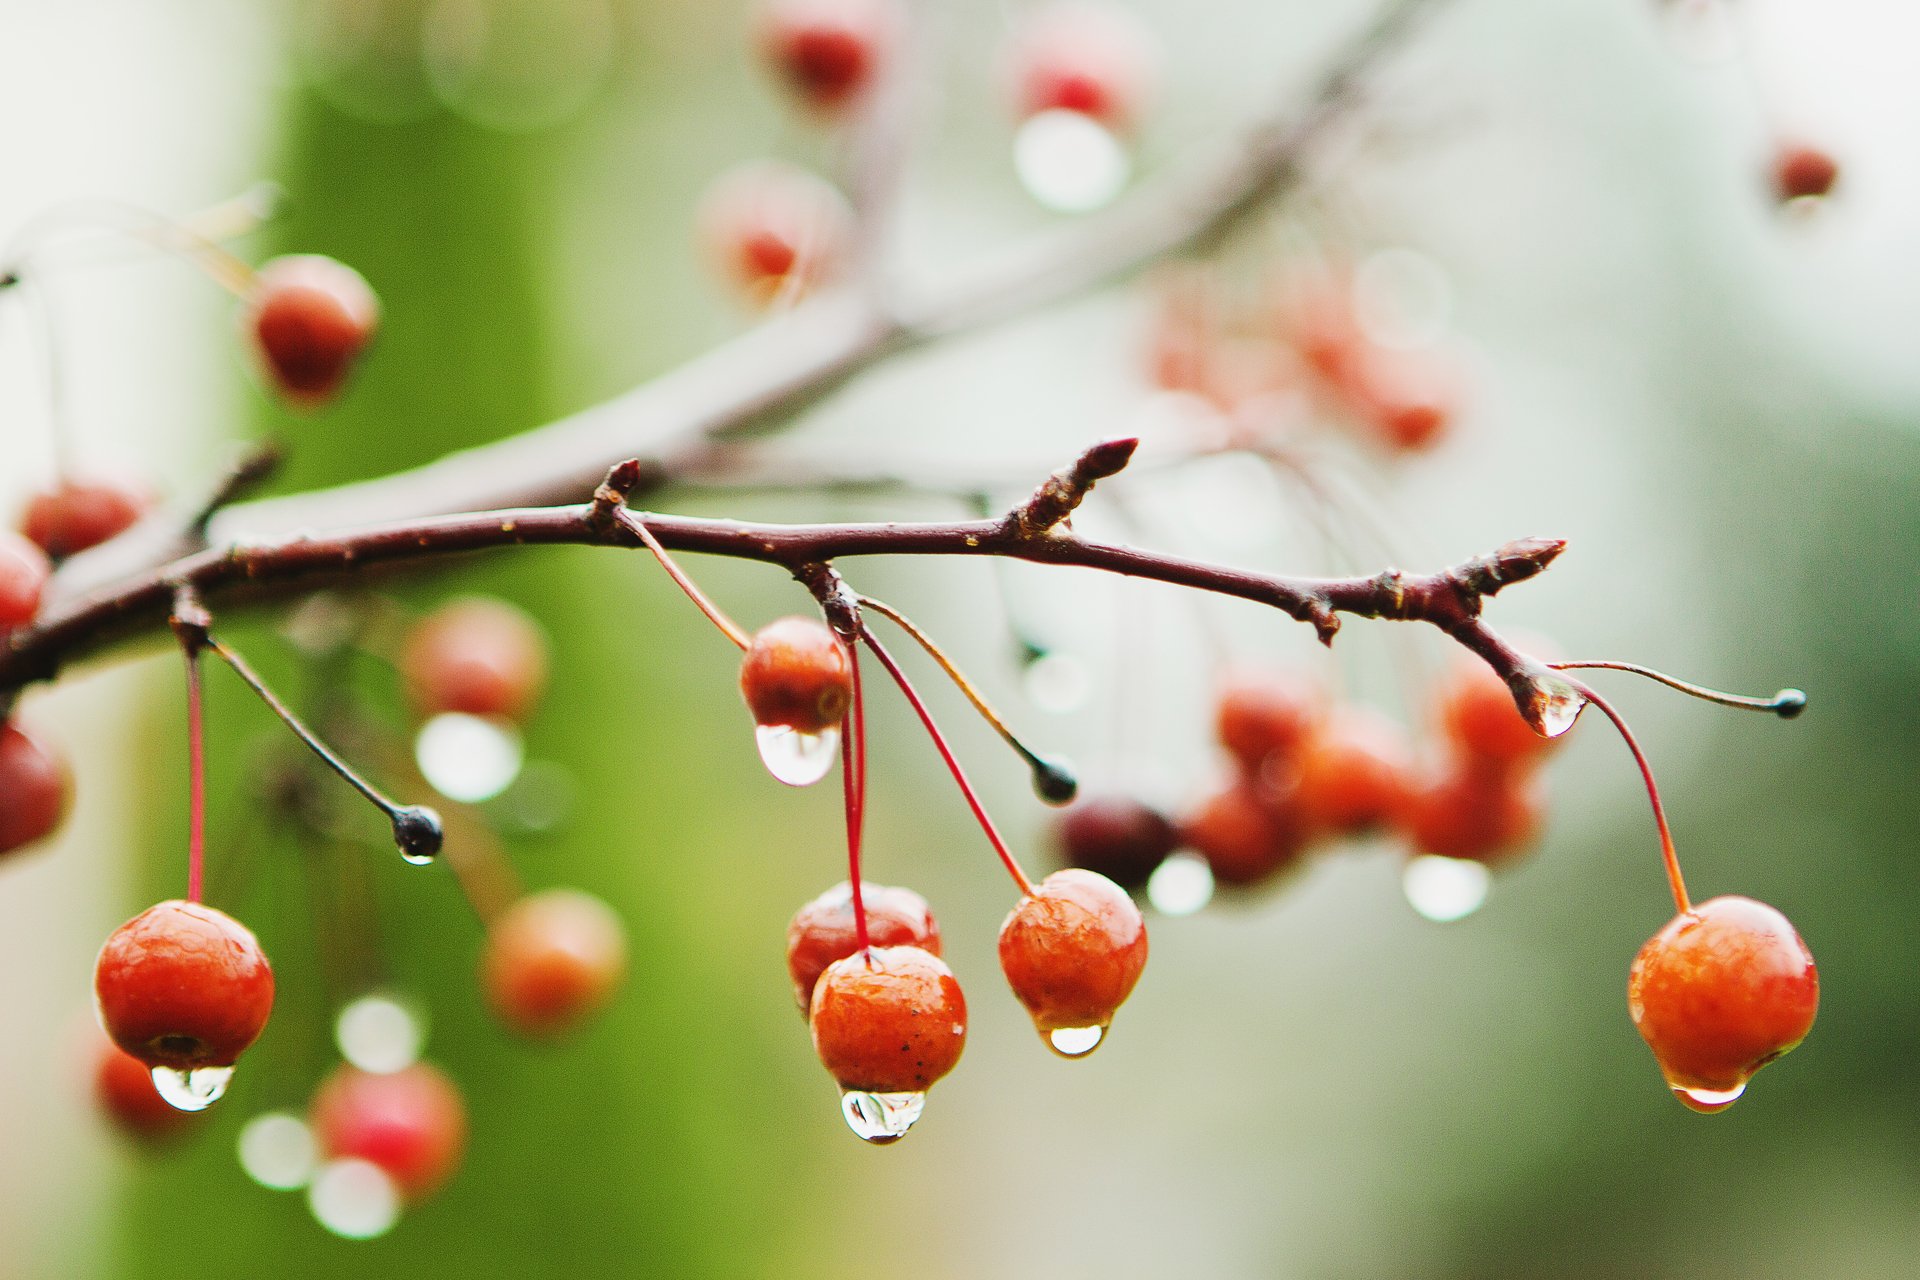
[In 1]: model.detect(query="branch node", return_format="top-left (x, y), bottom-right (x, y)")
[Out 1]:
top-left (1008, 437), bottom-right (1139, 537)
top-left (190, 442), bottom-right (285, 541)
top-left (169, 584), bottom-right (211, 654)
top-left (588, 458), bottom-right (647, 533)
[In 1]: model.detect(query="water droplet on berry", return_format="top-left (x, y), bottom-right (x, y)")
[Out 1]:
top-left (1528, 674), bottom-right (1586, 738)
top-left (1402, 855), bottom-right (1491, 923)
top-left (1014, 109), bottom-right (1131, 212)
top-left (754, 723), bottom-right (840, 787)
top-left (1024, 652), bottom-right (1090, 713)
top-left (238, 1111), bottom-right (317, 1190)
top-left (308, 1157), bottom-right (402, 1239)
top-left (1146, 852), bottom-right (1213, 916)
top-left (1046, 1024), bottom-right (1106, 1058)
top-left (150, 1064), bottom-right (235, 1112)
top-left (415, 712), bottom-right (524, 803)
top-left (1671, 1081), bottom-right (1746, 1114)
top-left (335, 993), bottom-right (426, 1074)
top-left (839, 1089), bottom-right (926, 1144)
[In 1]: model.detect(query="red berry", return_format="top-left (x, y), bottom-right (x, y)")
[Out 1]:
top-left (1295, 708), bottom-right (1412, 837)
top-left (697, 162), bottom-right (853, 307)
top-left (0, 530), bottom-right (51, 629)
top-left (809, 945), bottom-right (966, 1095)
top-left (1214, 669), bottom-right (1324, 776)
top-left (1344, 346), bottom-right (1458, 453)
top-left (92, 1032), bottom-right (200, 1142)
top-left (1435, 653), bottom-right (1556, 766)
top-left (758, 0), bottom-right (896, 115)
top-left (310, 1062), bottom-right (467, 1200)
top-left (480, 889), bottom-right (627, 1038)
top-left (246, 254), bottom-right (380, 407)
top-left (20, 476), bottom-right (155, 560)
top-left (1771, 143), bottom-right (1839, 203)
top-left (0, 720), bottom-right (71, 857)
top-left (739, 615), bottom-right (852, 735)
top-left (1050, 794), bottom-right (1177, 890)
top-left (1628, 895), bottom-right (1818, 1112)
top-left (1178, 780), bottom-right (1312, 888)
top-left (401, 597), bottom-right (549, 722)
top-left (1006, 1), bottom-right (1158, 132)
top-left (95, 900), bottom-right (274, 1071)
top-left (997, 869), bottom-right (1147, 1055)
top-left (786, 881), bottom-right (940, 1013)
top-left (1398, 761), bottom-right (1543, 865)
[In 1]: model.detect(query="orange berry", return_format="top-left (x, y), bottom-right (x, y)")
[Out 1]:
top-left (480, 889), bottom-right (627, 1038)
top-left (401, 597), bottom-right (549, 722)
top-left (739, 615), bottom-right (852, 735)
top-left (95, 900), bottom-right (274, 1071)
top-left (311, 1062), bottom-right (466, 1200)
top-left (786, 881), bottom-right (939, 1013)
top-left (246, 255), bottom-right (379, 407)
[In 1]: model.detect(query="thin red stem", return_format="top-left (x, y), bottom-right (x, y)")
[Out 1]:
top-left (614, 508), bottom-right (751, 650)
top-left (841, 638), bottom-right (871, 954)
top-left (860, 628), bottom-right (1036, 897)
top-left (1565, 676), bottom-right (1691, 915)
top-left (184, 645), bottom-right (206, 904)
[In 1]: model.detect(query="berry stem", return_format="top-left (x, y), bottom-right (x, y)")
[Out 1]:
top-left (859, 628), bottom-right (1037, 897)
top-left (1562, 675), bottom-right (1691, 915)
top-left (841, 637), bottom-right (871, 954)
top-left (613, 508), bottom-right (751, 650)
top-left (184, 641), bottom-right (207, 905)
top-left (856, 593), bottom-right (1074, 802)
top-left (1550, 661), bottom-right (1804, 718)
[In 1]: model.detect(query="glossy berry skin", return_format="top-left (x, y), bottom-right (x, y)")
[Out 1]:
top-left (0, 530), bottom-right (51, 629)
top-left (809, 945), bottom-right (965, 1094)
top-left (95, 900), bottom-right (274, 1070)
top-left (786, 881), bottom-right (940, 1013)
top-left (401, 597), bottom-right (549, 722)
top-left (92, 1034), bottom-right (199, 1141)
top-left (1436, 655), bottom-right (1555, 766)
top-left (1630, 896), bottom-right (1818, 1109)
top-left (998, 869), bottom-right (1147, 1035)
top-left (311, 1062), bottom-right (467, 1201)
top-left (1051, 794), bottom-right (1178, 890)
top-left (758, 0), bottom-right (895, 115)
top-left (1398, 763), bottom-right (1543, 865)
top-left (246, 254), bottom-right (379, 407)
top-left (480, 889), bottom-right (627, 1038)
top-left (1295, 709), bottom-right (1411, 837)
top-left (1772, 144), bottom-right (1839, 203)
top-left (697, 162), bottom-right (853, 307)
top-left (1007, 1), bottom-right (1158, 132)
top-left (740, 615), bottom-right (852, 735)
top-left (0, 721), bottom-right (71, 856)
top-left (1214, 669), bottom-right (1323, 776)
top-left (1178, 780), bottom-right (1312, 888)
top-left (20, 476), bottom-right (154, 559)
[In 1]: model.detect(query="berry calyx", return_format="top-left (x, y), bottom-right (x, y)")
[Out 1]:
top-left (1051, 793), bottom-right (1178, 890)
top-left (0, 530), bottom-right (52, 629)
top-left (246, 254), bottom-right (380, 407)
top-left (401, 597), bottom-right (549, 722)
top-left (809, 945), bottom-right (965, 1142)
top-left (1771, 143), bottom-right (1839, 204)
top-left (740, 615), bottom-right (853, 736)
top-left (480, 889), bottom-right (628, 1039)
top-left (1006, 1), bottom-right (1158, 132)
top-left (757, 0), bottom-right (896, 116)
top-left (94, 901), bottom-right (274, 1101)
top-left (19, 476), bottom-right (155, 560)
top-left (697, 162), bottom-right (853, 307)
top-left (786, 881), bottom-right (940, 1013)
top-left (1628, 895), bottom-right (1817, 1113)
top-left (997, 869), bottom-right (1147, 1057)
top-left (0, 720), bottom-right (71, 857)
top-left (310, 1062), bottom-right (467, 1200)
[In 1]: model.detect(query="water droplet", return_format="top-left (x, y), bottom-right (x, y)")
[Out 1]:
top-left (1046, 1025), bottom-right (1106, 1058)
top-left (335, 993), bottom-right (426, 1074)
top-left (416, 712), bottom-right (524, 803)
top-left (1528, 674), bottom-right (1587, 738)
top-left (390, 805), bottom-right (443, 865)
top-left (1147, 852), bottom-right (1214, 916)
top-left (308, 1157), bottom-right (402, 1239)
top-left (150, 1064), bottom-right (234, 1112)
top-left (753, 723), bottom-right (840, 787)
top-left (1024, 652), bottom-right (1090, 714)
top-left (839, 1090), bottom-right (926, 1144)
top-left (1671, 1081), bottom-right (1745, 1114)
top-left (1013, 110), bottom-right (1131, 213)
top-left (238, 1111), bottom-right (317, 1191)
top-left (1402, 855), bottom-right (1492, 923)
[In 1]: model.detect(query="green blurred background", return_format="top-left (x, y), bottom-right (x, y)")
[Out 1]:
top-left (1, 0), bottom-right (1915, 1276)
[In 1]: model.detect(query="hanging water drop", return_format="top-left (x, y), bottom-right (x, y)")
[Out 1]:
top-left (1671, 1081), bottom-right (1745, 1114)
top-left (335, 992), bottom-right (426, 1074)
top-left (1528, 673), bottom-right (1587, 738)
top-left (1146, 851), bottom-right (1213, 916)
top-left (390, 805), bottom-right (443, 866)
top-left (1024, 652), bottom-right (1090, 714)
top-left (415, 712), bottom-right (524, 803)
top-left (839, 1089), bottom-right (926, 1144)
top-left (754, 723), bottom-right (840, 787)
top-left (238, 1111), bottom-right (317, 1191)
top-left (1013, 109), bottom-right (1131, 212)
top-left (1402, 855), bottom-right (1491, 923)
top-left (1046, 1024), bottom-right (1106, 1058)
top-left (150, 1063), bottom-right (235, 1112)
top-left (308, 1157), bottom-right (402, 1239)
